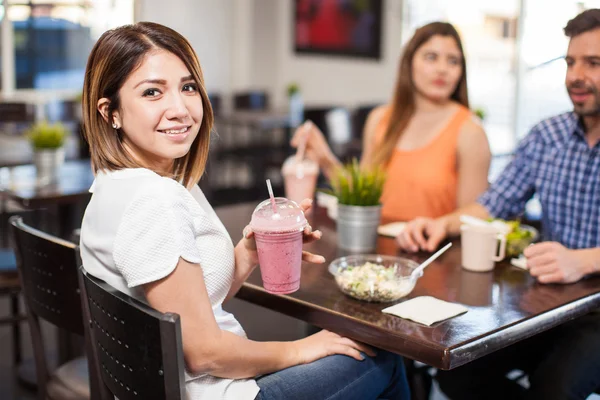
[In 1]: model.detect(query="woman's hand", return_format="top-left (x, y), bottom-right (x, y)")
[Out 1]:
top-left (290, 120), bottom-right (340, 178)
top-left (396, 217), bottom-right (449, 253)
top-left (292, 330), bottom-right (377, 364)
top-left (241, 198), bottom-right (325, 264)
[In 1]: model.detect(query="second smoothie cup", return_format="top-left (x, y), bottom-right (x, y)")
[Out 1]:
top-left (250, 197), bottom-right (307, 294)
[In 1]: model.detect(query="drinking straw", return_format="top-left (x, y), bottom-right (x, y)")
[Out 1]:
top-left (266, 179), bottom-right (278, 214)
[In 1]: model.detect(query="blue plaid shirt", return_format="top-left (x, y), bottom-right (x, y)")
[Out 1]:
top-left (478, 112), bottom-right (600, 249)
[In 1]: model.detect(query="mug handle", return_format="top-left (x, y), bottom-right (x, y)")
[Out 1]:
top-left (494, 234), bottom-right (507, 261)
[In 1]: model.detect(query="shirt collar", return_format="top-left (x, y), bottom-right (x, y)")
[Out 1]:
top-left (89, 168), bottom-right (159, 193)
top-left (568, 112), bottom-right (587, 139)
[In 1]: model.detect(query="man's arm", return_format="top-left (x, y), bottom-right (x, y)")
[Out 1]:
top-left (398, 126), bottom-right (543, 252)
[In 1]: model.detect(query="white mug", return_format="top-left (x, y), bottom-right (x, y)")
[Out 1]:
top-left (460, 224), bottom-right (506, 272)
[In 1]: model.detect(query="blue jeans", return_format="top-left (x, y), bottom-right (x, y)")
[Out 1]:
top-left (255, 350), bottom-right (410, 400)
top-left (436, 310), bottom-right (600, 400)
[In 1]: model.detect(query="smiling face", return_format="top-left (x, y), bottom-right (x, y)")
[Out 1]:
top-left (411, 35), bottom-right (463, 103)
top-left (565, 28), bottom-right (600, 117)
top-left (102, 49), bottom-right (203, 172)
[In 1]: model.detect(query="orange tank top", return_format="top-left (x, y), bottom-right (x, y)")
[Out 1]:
top-left (375, 105), bottom-right (471, 221)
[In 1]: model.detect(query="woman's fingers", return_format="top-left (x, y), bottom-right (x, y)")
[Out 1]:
top-left (302, 250), bottom-right (325, 263)
top-left (337, 337), bottom-right (377, 357)
top-left (290, 121), bottom-right (313, 147)
top-left (299, 198), bottom-right (313, 212)
top-left (331, 344), bottom-right (364, 361)
top-left (303, 230), bottom-right (322, 244)
top-left (397, 229), bottom-right (419, 252)
top-left (242, 225), bottom-right (254, 239)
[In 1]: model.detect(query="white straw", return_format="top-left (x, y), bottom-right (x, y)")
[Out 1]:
top-left (266, 179), bottom-right (275, 199)
top-left (411, 242), bottom-right (453, 279)
top-left (266, 179), bottom-right (278, 214)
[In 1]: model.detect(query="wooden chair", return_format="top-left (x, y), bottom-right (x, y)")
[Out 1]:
top-left (0, 248), bottom-right (24, 365)
top-left (79, 267), bottom-right (186, 400)
top-left (0, 210), bottom-right (29, 368)
top-left (233, 91), bottom-right (269, 111)
top-left (10, 216), bottom-right (92, 400)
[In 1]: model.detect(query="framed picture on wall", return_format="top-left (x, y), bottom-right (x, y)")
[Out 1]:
top-left (294, 0), bottom-right (383, 60)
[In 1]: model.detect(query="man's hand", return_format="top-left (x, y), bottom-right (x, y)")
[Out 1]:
top-left (525, 242), bottom-right (599, 284)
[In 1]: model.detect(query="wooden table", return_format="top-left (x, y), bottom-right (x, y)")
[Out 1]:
top-left (0, 159), bottom-right (94, 208)
top-left (0, 159), bottom-right (94, 386)
top-left (216, 203), bottom-right (600, 370)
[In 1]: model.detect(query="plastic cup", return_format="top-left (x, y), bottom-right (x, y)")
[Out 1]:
top-left (250, 197), bottom-right (307, 294)
top-left (281, 156), bottom-right (319, 211)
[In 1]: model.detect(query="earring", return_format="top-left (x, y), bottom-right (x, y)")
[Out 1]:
top-left (112, 123), bottom-right (118, 129)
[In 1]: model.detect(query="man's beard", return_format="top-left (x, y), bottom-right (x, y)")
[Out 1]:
top-left (569, 81), bottom-right (600, 116)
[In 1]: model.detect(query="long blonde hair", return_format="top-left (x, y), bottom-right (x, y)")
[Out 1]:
top-left (82, 22), bottom-right (213, 189)
top-left (371, 22), bottom-right (469, 167)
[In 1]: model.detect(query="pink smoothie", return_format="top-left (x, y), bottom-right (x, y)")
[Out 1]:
top-left (254, 230), bottom-right (303, 294)
top-left (250, 197), bottom-right (307, 294)
top-left (281, 156), bottom-right (319, 209)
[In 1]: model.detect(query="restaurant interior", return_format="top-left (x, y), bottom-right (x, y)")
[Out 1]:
top-left (1, 0), bottom-right (600, 399)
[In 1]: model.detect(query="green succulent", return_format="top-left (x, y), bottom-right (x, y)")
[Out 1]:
top-left (329, 159), bottom-right (386, 206)
top-left (27, 121), bottom-right (67, 150)
top-left (473, 107), bottom-right (486, 121)
top-left (286, 82), bottom-right (300, 97)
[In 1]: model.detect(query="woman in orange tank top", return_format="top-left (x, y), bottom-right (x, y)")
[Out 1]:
top-left (291, 22), bottom-right (491, 222)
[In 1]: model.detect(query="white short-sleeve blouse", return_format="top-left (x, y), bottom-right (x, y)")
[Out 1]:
top-left (80, 168), bottom-right (259, 400)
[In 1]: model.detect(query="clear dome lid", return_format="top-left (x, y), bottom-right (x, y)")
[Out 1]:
top-left (250, 197), bottom-right (307, 233)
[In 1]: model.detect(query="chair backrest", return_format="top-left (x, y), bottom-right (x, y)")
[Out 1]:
top-left (0, 102), bottom-right (35, 123)
top-left (234, 91), bottom-right (269, 110)
top-left (10, 216), bottom-right (83, 334)
top-left (79, 267), bottom-right (186, 400)
top-left (9, 215), bottom-right (87, 399)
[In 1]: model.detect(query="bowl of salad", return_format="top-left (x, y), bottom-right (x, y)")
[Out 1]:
top-left (489, 219), bottom-right (539, 257)
top-left (328, 255), bottom-right (421, 302)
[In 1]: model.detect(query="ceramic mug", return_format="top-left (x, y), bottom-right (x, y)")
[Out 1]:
top-left (460, 224), bottom-right (506, 272)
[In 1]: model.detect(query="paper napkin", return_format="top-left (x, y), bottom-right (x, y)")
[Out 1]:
top-left (382, 296), bottom-right (468, 326)
top-left (377, 222), bottom-right (407, 237)
top-left (510, 255), bottom-right (528, 270)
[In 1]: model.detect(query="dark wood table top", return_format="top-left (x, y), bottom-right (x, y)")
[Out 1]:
top-left (0, 159), bottom-right (94, 207)
top-left (216, 203), bottom-right (600, 370)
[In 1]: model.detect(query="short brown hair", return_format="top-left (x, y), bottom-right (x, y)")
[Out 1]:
top-left (564, 9), bottom-right (600, 37)
top-left (82, 22), bottom-right (213, 189)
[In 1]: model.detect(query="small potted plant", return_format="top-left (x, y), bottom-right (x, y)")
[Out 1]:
top-left (286, 82), bottom-right (303, 128)
top-left (329, 159), bottom-right (386, 252)
top-left (26, 121), bottom-right (67, 184)
top-left (473, 107), bottom-right (486, 122)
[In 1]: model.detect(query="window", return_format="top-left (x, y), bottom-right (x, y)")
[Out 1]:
top-left (1, 0), bottom-right (134, 91)
top-left (402, 0), bottom-right (600, 155)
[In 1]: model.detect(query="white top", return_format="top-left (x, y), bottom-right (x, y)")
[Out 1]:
top-left (79, 168), bottom-right (260, 400)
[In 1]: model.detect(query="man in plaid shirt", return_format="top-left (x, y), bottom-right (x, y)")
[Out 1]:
top-left (398, 9), bottom-right (600, 400)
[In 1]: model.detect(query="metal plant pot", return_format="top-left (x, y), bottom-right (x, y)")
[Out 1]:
top-left (336, 204), bottom-right (382, 252)
top-left (34, 147), bottom-right (65, 185)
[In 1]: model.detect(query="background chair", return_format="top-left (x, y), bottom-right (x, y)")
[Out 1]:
top-left (10, 216), bottom-right (91, 400)
top-left (0, 248), bottom-right (24, 366)
top-left (0, 210), bottom-right (29, 369)
top-left (233, 90), bottom-right (269, 111)
top-left (79, 267), bottom-right (186, 400)
top-left (0, 102), bottom-right (36, 168)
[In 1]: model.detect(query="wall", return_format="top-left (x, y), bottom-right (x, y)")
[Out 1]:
top-left (138, 0), bottom-right (405, 110)
top-left (260, 0), bottom-right (406, 108)
top-left (135, 0), bottom-right (234, 96)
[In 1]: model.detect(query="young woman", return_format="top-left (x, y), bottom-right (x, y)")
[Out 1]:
top-left (79, 22), bottom-right (409, 400)
top-left (292, 22), bottom-right (491, 222)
